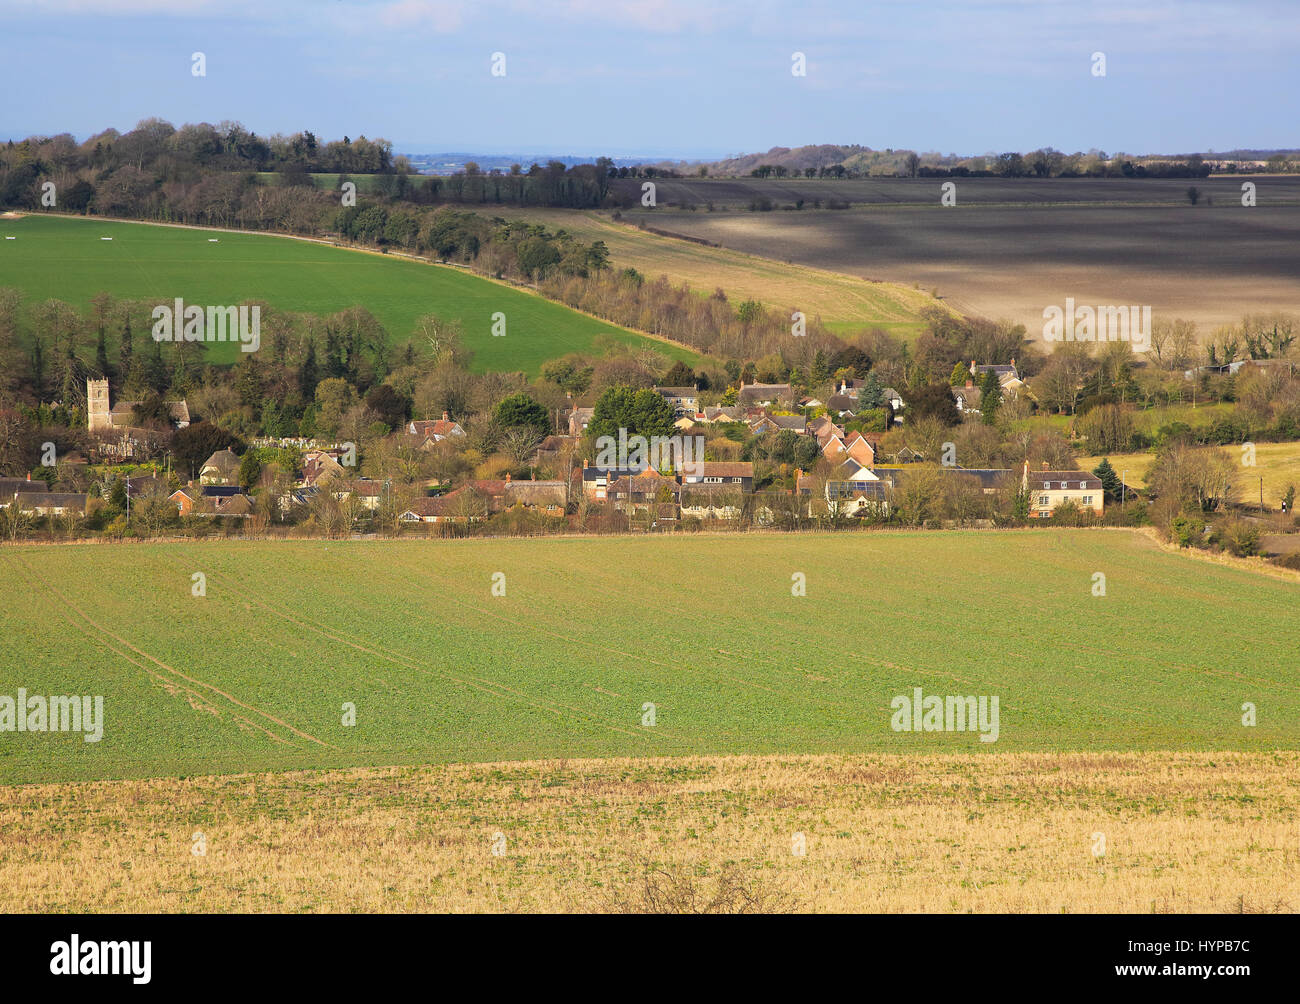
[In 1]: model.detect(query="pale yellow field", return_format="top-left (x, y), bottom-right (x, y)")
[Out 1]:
top-left (507, 208), bottom-right (940, 335)
top-left (1080, 440), bottom-right (1300, 506)
top-left (3, 752), bottom-right (1296, 913)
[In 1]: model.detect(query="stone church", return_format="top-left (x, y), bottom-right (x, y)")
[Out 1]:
top-left (86, 378), bottom-right (190, 431)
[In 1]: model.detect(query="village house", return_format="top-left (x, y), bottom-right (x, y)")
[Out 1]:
top-left (567, 407), bottom-right (594, 436)
top-left (825, 393), bottom-right (857, 418)
top-left (199, 449), bottom-right (241, 486)
top-left (534, 434), bottom-right (576, 468)
top-left (606, 468), bottom-right (681, 517)
top-left (700, 406), bottom-right (744, 424)
top-left (0, 477), bottom-right (47, 504)
top-left (13, 491), bottom-right (89, 516)
top-left (333, 480), bottom-right (386, 510)
top-left (769, 414), bottom-right (808, 434)
top-left (170, 484), bottom-right (255, 518)
top-left (406, 413), bottom-right (465, 442)
top-left (301, 450), bottom-right (349, 489)
top-left (504, 480), bottom-right (567, 516)
top-left (953, 381), bottom-right (982, 416)
top-left (809, 415), bottom-right (845, 448)
top-left (396, 496), bottom-right (447, 523)
top-left (882, 387), bottom-right (905, 422)
top-left (737, 382), bottom-right (794, 408)
top-left (653, 385), bottom-right (699, 418)
top-left (679, 483), bottom-right (746, 521)
top-left (1022, 462), bottom-right (1104, 518)
top-left (581, 461), bottom-right (646, 501)
top-left (970, 360), bottom-right (1025, 396)
top-left (795, 469), bottom-right (889, 519)
top-left (680, 461), bottom-right (753, 491)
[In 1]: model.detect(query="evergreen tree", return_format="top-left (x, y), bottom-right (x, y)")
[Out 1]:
top-left (299, 339), bottom-right (319, 401)
top-left (95, 324), bottom-right (111, 379)
top-left (119, 314), bottom-right (133, 387)
top-left (1093, 458), bottom-right (1122, 502)
top-left (238, 451), bottom-right (262, 491)
top-left (144, 337), bottom-right (169, 394)
top-left (980, 370), bottom-right (1002, 425)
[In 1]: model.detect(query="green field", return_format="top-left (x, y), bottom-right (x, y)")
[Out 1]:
top-left (1, 529), bottom-right (1296, 786)
top-left (0, 213), bottom-right (700, 373)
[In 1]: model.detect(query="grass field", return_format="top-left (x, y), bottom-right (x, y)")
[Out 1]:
top-left (1080, 440), bottom-right (1300, 506)
top-left (0, 213), bottom-right (701, 373)
top-left (496, 208), bottom-right (938, 336)
top-left (2, 752), bottom-right (1296, 913)
top-left (613, 177), bottom-right (1300, 333)
top-left (1, 529), bottom-right (1297, 788)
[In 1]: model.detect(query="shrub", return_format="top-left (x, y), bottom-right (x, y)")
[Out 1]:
top-left (1215, 516), bottom-right (1261, 557)
top-left (1169, 512), bottom-right (1206, 548)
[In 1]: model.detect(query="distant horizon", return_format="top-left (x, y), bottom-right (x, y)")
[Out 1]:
top-left (3, 129), bottom-right (1296, 168)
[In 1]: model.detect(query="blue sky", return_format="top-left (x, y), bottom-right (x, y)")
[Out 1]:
top-left (2, 0), bottom-right (1296, 158)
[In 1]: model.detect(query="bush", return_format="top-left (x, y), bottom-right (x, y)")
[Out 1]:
top-left (1169, 512), bottom-right (1206, 548)
top-left (1214, 516), bottom-right (1261, 557)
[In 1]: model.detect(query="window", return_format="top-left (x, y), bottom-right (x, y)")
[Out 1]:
top-left (1083, 495), bottom-right (1093, 505)
top-left (1043, 481), bottom-right (1050, 489)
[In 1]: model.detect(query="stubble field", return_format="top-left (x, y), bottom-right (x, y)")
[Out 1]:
top-left (2, 752), bottom-right (1296, 913)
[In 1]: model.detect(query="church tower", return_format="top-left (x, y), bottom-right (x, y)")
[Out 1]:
top-left (87, 378), bottom-right (111, 430)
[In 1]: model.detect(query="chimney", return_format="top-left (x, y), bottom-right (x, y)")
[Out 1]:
top-left (965, 380), bottom-right (973, 389)
top-left (1041, 461), bottom-right (1050, 470)
top-left (442, 411), bottom-right (450, 421)
top-left (505, 473), bottom-right (511, 482)
top-left (26, 472), bottom-right (31, 481)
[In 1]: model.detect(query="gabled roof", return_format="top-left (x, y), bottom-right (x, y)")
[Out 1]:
top-left (1030, 470), bottom-right (1102, 489)
top-left (583, 465), bottom-right (644, 482)
top-left (691, 462), bottom-right (753, 479)
top-left (0, 478), bottom-right (44, 496)
top-left (202, 448), bottom-right (240, 473)
top-left (504, 481), bottom-right (566, 507)
top-left (15, 491), bottom-right (88, 509)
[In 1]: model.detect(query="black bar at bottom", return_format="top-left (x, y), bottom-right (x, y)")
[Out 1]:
top-left (0, 913), bottom-right (1285, 990)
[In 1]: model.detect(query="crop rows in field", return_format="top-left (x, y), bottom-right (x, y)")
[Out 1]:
top-left (1, 529), bottom-right (1297, 785)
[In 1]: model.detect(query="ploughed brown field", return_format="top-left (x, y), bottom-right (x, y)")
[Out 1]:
top-left (3, 752), bottom-right (1295, 913)
top-left (612, 177), bottom-right (1300, 335)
